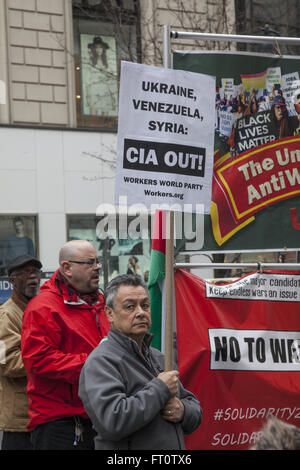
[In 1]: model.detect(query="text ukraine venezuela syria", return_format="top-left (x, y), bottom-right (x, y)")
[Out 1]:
top-left (133, 80), bottom-right (203, 134)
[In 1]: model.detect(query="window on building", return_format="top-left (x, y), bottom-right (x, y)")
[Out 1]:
top-left (67, 213), bottom-right (190, 289)
top-left (72, 0), bottom-right (141, 130)
top-left (0, 215), bottom-right (38, 276)
top-left (235, 0), bottom-right (300, 55)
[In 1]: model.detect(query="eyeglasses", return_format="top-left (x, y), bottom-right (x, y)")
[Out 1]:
top-left (68, 259), bottom-right (102, 268)
top-left (12, 268), bottom-right (42, 278)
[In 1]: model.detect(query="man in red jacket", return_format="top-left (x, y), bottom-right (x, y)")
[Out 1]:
top-left (21, 240), bottom-right (110, 450)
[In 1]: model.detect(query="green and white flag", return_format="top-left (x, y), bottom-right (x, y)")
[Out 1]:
top-left (148, 210), bottom-right (166, 351)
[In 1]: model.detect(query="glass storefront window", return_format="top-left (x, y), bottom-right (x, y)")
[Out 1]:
top-left (67, 214), bottom-right (151, 288)
top-left (0, 215), bottom-right (38, 303)
top-left (0, 215), bottom-right (38, 276)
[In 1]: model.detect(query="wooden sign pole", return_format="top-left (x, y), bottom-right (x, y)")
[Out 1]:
top-left (164, 210), bottom-right (174, 371)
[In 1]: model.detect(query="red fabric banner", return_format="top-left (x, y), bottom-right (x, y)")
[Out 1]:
top-left (175, 268), bottom-right (300, 450)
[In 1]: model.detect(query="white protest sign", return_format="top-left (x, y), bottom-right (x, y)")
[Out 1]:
top-left (221, 78), bottom-right (235, 99)
top-left (282, 74), bottom-right (300, 116)
top-left (115, 61), bottom-right (216, 213)
top-left (205, 272), bottom-right (300, 302)
top-left (282, 72), bottom-right (300, 96)
top-left (266, 67), bottom-right (281, 92)
top-left (209, 328), bottom-right (300, 371)
top-left (219, 110), bottom-right (236, 137)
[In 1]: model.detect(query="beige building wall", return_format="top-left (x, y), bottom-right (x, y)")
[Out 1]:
top-left (0, 0), bottom-right (76, 127)
top-left (140, 0), bottom-right (236, 66)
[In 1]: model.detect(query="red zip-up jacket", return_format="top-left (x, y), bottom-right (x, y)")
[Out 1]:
top-left (21, 270), bottom-right (110, 432)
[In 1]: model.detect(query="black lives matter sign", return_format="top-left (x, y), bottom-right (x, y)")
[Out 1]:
top-left (234, 110), bottom-right (276, 154)
top-left (123, 139), bottom-right (206, 177)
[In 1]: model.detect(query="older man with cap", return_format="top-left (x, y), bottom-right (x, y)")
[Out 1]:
top-left (0, 254), bottom-right (42, 450)
top-left (21, 240), bottom-right (110, 450)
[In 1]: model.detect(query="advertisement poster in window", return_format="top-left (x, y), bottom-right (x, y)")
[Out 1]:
top-left (0, 215), bottom-right (37, 302)
top-left (173, 51), bottom-right (300, 252)
top-left (80, 33), bottom-right (118, 117)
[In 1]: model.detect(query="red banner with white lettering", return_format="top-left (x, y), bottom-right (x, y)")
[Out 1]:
top-left (175, 268), bottom-right (300, 450)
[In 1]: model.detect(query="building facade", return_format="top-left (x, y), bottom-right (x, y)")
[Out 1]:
top-left (0, 0), bottom-right (236, 295)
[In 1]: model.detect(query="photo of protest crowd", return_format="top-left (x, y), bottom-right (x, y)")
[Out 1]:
top-left (215, 66), bottom-right (300, 156)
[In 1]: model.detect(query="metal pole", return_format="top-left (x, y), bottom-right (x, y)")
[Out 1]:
top-left (165, 210), bottom-right (175, 371)
top-left (170, 30), bottom-right (300, 47)
top-left (163, 25), bottom-right (172, 68)
top-left (103, 238), bottom-right (109, 289)
top-left (175, 263), bottom-right (300, 270)
top-left (162, 25), bottom-right (174, 371)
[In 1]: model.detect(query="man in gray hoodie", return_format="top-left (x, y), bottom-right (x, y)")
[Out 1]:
top-left (79, 274), bottom-right (202, 450)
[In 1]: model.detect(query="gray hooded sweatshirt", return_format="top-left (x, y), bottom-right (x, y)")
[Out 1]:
top-left (79, 328), bottom-right (202, 450)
